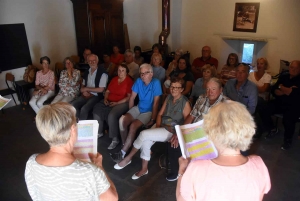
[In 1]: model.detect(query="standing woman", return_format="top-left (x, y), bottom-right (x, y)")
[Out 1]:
top-left (219, 53), bottom-right (239, 86)
top-left (93, 64), bottom-right (133, 149)
top-left (29, 56), bottom-right (55, 114)
top-left (51, 57), bottom-right (81, 104)
top-left (110, 44), bottom-right (124, 66)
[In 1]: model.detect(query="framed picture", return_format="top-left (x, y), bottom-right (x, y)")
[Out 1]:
top-left (233, 3), bottom-right (260, 32)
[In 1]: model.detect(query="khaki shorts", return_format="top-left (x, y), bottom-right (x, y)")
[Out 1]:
top-left (127, 106), bottom-right (152, 125)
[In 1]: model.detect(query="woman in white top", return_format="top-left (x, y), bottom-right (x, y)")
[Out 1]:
top-left (25, 102), bottom-right (118, 201)
top-left (248, 58), bottom-right (272, 139)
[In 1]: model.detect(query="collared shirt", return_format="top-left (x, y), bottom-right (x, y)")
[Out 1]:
top-left (190, 93), bottom-right (228, 123)
top-left (224, 79), bottom-right (258, 114)
top-left (83, 68), bottom-right (108, 96)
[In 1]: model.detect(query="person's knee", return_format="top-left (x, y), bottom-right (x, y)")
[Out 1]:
top-left (119, 115), bottom-right (129, 131)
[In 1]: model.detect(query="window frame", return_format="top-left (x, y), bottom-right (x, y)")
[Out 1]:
top-left (239, 41), bottom-right (257, 65)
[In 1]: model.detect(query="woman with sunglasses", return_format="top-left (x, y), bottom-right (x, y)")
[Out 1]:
top-left (114, 77), bottom-right (191, 181)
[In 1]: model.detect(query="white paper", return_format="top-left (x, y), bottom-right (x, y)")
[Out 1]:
top-left (0, 95), bottom-right (11, 110)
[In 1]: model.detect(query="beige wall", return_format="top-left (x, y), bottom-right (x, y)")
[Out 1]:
top-left (124, 0), bottom-right (300, 74)
top-left (0, 0), bottom-right (77, 106)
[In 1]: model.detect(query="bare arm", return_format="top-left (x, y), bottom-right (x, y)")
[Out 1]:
top-left (144, 96), bottom-right (160, 128)
top-left (257, 83), bottom-right (270, 93)
top-left (156, 97), bottom-right (168, 128)
top-left (128, 91), bottom-right (137, 109)
top-left (184, 114), bottom-right (195, 124)
top-left (182, 81), bottom-right (193, 96)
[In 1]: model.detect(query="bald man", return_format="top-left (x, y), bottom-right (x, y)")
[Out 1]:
top-left (191, 46), bottom-right (218, 80)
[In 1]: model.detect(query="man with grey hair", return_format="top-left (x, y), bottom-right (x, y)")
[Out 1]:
top-left (260, 60), bottom-right (300, 150)
top-left (125, 49), bottom-right (139, 81)
top-left (223, 63), bottom-right (258, 115)
top-left (110, 63), bottom-right (162, 163)
top-left (72, 54), bottom-right (108, 121)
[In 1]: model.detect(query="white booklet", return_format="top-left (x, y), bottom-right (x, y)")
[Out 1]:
top-left (0, 95), bottom-right (11, 110)
top-left (175, 120), bottom-right (218, 161)
top-left (73, 120), bottom-right (99, 162)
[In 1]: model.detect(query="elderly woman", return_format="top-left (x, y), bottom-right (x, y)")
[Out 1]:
top-left (110, 44), bottom-right (124, 66)
top-left (176, 101), bottom-right (271, 201)
top-left (51, 57), bottom-right (81, 104)
top-left (166, 48), bottom-right (184, 78)
top-left (219, 53), bottom-right (239, 86)
top-left (29, 56), bottom-right (55, 114)
top-left (93, 64), bottom-right (133, 149)
top-left (133, 46), bottom-right (144, 66)
top-left (114, 77), bottom-right (191, 181)
top-left (151, 52), bottom-right (166, 84)
top-left (163, 56), bottom-right (194, 100)
top-left (25, 102), bottom-right (118, 200)
top-left (185, 78), bottom-right (228, 124)
top-left (189, 64), bottom-right (217, 106)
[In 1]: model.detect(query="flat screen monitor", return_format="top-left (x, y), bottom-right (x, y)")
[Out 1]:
top-left (0, 23), bottom-right (32, 72)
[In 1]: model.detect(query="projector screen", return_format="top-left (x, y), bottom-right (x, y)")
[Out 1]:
top-left (0, 23), bottom-right (32, 72)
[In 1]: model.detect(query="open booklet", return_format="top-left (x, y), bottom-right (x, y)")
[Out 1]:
top-left (0, 95), bottom-right (12, 110)
top-left (175, 120), bottom-right (218, 161)
top-left (73, 120), bottom-right (99, 162)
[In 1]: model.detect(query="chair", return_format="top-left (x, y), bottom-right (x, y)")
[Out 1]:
top-left (0, 73), bottom-right (17, 106)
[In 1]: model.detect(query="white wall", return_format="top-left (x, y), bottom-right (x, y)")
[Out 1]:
top-left (0, 0), bottom-right (77, 107)
top-left (124, 0), bottom-right (300, 74)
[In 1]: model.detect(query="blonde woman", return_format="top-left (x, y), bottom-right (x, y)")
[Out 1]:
top-left (151, 52), bottom-right (166, 84)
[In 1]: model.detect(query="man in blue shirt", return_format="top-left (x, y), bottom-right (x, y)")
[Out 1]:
top-left (110, 64), bottom-right (162, 162)
top-left (224, 64), bottom-right (258, 115)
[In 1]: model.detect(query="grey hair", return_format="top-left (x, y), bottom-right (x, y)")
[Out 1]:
top-left (125, 49), bottom-right (134, 57)
top-left (140, 63), bottom-right (153, 73)
top-left (87, 54), bottom-right (99, 62)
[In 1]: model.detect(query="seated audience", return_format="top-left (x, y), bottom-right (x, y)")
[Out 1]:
top-left (185, 78), bottom-right (228, 124)
top-left (100, 53), bottom-right (116, 79)
top-left (93, 64), bottom-right (133, 149)
top-left (114, 78), bottom-right (191, 181)
top-left (191, 46), bottom-right (218, 80)
top-left (152, 43), bottom-right (165, 67)
top-left (134, 46), bottom-right (144, 66)
top-left (248, 58), bottom-right (271, 139)
top-left (166, 48), bottom-right (184, 78)
top-left (163, 56), bottom-right (194, 100)
top-left (189, 64), bottom-right (217, 106)
top-left (29, 56), bottom-right (55, 114)
top-left (51, 57), bottom-right (81, 104)
top-left (25, 102), bottom-right (118, 201)
top-left (110, 64), bottom-right (162, 163)
top-left (72, 54), bottom-right (108, 120)
top-left (82, 47), bottom-right (92, 63)
top-left (224, 63), bottom-right (258, 115)
top-left (151, 52), bottom-right (166, 84)
top-left (219, 53), bottom-right (239, 85)
top-left (110, 44), bottom-right (124, 66)
top-left (124, 49), bottom-right (139, 81)
top-left (176, 101), bottom-right (271, 201)
top-left (260, 60), bottom-right (300, 150)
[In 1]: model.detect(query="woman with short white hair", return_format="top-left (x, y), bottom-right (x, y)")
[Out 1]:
top-left (176, 101), bottom-right (271, 201)
top-left (25, 102), bottom-right (118, 201)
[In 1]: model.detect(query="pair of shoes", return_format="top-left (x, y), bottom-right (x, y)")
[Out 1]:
top-left (166, 173), bottom-right (179, 181)
top-left (109, 151), bottom-right (124, 163)
top-left (108, 140), bottom-right (119, 150)
top-left (132, 170), bottom-right (148, 180)
top-left (114, 160), bottom-right (131, 170)
top-left (98, 133), bottom-right (103, 138)
top-left (264, 128), bottom-right (278, 140)
top-left (281, 142), bottom-right (292, 150)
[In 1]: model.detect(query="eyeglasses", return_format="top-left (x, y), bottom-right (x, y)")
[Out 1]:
top-left (140, 71), bottom-right (151, 76)
top-left (170, 86), bottom-right (182, 90)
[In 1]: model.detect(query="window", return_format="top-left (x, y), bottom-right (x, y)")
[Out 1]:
top-left (239, 41), bottom-right (256, 65)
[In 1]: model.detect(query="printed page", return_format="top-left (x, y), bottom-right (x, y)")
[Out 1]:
top-left (175, 120), bottom-right (218, 161)
top-left (0, 95), bottom-right (11, 110)
top-left (73, 120), bottom-right (99, 162)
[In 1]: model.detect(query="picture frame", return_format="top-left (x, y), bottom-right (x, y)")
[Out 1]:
top-left (233, 3), bottom-right (260, 33)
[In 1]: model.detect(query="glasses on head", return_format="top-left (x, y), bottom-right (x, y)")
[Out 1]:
top-left (140, 71), bottom-right (151, 76)
top-left (170, 86), bottom-right (182, 90)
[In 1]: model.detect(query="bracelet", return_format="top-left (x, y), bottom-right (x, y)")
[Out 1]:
top-left (178, 173), bottom-right (183, 178)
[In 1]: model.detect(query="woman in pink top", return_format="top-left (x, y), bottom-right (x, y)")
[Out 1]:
top-left (29, 56), bottom-right (55, 114)
top-left (176, 101), bottom-right (271, 201)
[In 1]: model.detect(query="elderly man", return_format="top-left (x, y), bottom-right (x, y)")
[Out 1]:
top-left (224, 63), bottom-right (258, 115)
top-left (260, 60), bottom-right (300, 150)
top-left (191, 46), bottom-right (218, 80)
top-left (110, 64), bottom-right (162, 162)
top-left (125, 49), bottom-right (139, 81)
top-left (72, 54), bottom-right (108, 121)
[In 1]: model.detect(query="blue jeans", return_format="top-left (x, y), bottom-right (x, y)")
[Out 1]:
top-left (71, 95), bottom-right (100, 120)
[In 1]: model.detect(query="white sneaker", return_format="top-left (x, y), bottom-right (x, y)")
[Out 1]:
top-left (98, 133), bottom-right (104, 138)
top-left (108, 140), bottom-right (119, 150)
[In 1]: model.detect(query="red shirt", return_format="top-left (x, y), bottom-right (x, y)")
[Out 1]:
top-left (192, 56), bottom-right (218, 80)
top-left (107, 76), bottom-right (133, 102)
top-left (110, 54), bottom-right (124, 65)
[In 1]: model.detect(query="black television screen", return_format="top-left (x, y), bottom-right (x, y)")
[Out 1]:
top-left (0, 23), bottom-right (32, 72)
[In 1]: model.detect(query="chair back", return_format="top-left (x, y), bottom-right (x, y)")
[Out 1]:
top-left (5, 73), bottom-right (16, 89)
